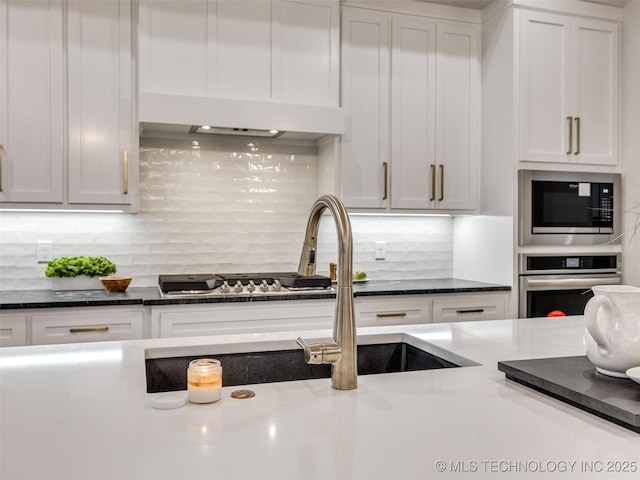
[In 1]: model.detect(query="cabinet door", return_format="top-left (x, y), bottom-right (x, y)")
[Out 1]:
top-left (340, 8), bottom-right (390, 209)
top-left (572, 17), bottom-right (619, 166)
top-left (215, 0), bottom-right (271, 100)
top-left (0, 313), bottom-right (28, 347)
top-left (518, 10), bottom-right (572, 164)
top-left (356, 296), bottom-right (430, 327)
top-left (31, 308), bottom-right (145, 345)
top-left (152, 301), bottom-right (334, 338)
top-left (138, 0), bottom-right (212, 95)
top-left (66, 0), bottom-right (134, 206)
top-left (273, 0), bottom-right (339, 106)
top-left (0, 0), bottom-right (64, 204)
top-left (432, 293), bottom-right (507, 323)
top-left (390, 15), bottom-right (436, 209)
top-left (435, 21), bottom-right (479, 210)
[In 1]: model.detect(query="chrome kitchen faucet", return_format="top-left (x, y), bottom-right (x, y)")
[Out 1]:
top-left (296, 195), bottom-right (357, 390)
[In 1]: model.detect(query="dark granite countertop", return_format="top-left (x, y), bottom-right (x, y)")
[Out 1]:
top-left (0, 278), bottom-right (510, 310)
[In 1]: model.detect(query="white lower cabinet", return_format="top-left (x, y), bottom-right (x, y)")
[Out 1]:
top-left (30, 307), bottom-right (147, 345)
top-left (431, 293), bottom-right (507, 323)
top-left (151, 300), bottom-right (335, 338)
top-left (355, 295), bottom-right (430, 327)
top-left (0, 313), bottom-right (28, 347)
top-left (1, 291), bottom-right (509, 347)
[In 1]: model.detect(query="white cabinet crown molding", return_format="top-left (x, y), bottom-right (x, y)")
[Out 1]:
top-left (483, 0), bottom-right (623, 23)
top-left (341, 0), bottom-right (482, 23)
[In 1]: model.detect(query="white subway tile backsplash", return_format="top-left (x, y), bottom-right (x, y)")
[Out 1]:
top-left (0, 136), bottom-right (453, 290)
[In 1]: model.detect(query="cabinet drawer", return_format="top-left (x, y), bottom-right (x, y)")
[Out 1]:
top-left (356, 296), bottom-right (430, 327)
top-left (152, 300), bottom-right (334, 338)
top-left (432, 294), bottom-right (507, 323)
top-left (31, 310), bottom-right (144, 345)
top-left (0, 314), bottom-right (28, 347)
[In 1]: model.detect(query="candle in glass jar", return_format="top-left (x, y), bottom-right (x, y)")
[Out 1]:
top-left (187, 359), bottom-right (222, 404)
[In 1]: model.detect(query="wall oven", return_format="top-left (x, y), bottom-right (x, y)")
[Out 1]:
top-left (519, 254), bottom-right (621, 318)
top-left (519, 170), bottom-right (621, 246)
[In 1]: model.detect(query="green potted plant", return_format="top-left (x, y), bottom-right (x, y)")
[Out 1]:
top-left (46, 256), bottom-right (117, 290)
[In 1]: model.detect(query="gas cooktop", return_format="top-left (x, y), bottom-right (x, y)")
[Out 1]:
top-left (158, 272), bottom-right (333, 297)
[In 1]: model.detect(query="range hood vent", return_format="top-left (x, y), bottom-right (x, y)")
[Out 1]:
top-left (139, 93), bottom-right (345, 141)
top-left (188, 126), bottom-right (284, 138)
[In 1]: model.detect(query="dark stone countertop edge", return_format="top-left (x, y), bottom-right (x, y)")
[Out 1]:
top-left (0, 280), bottom-right (511, 310)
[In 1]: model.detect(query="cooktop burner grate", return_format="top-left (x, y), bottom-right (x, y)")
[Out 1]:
top-left (158, 272), bottom-right (332, 295)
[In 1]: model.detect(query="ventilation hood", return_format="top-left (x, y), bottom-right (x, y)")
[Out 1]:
top-left (139, 93), bottom-right (345, 141)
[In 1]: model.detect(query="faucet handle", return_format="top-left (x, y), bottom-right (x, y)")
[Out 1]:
top-left (296, 337), bottom-right (323, 364)
top-left (296, 337), bottom-right (340, 365)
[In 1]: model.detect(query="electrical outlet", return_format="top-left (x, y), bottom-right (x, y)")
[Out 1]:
top-left (36, 241), bottom-right (53, 263)
top-left (375, 241), bottom-right (386, 260)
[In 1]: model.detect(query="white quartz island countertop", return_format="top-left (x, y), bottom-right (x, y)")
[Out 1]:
top-left (1, 317), bottom-right (638, 480)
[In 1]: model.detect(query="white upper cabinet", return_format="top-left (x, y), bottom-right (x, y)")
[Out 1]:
top-left (518, 10), bottom-right (619, 166)
top-left (389, 15), bottom-right (436, 209)
top-left (341, 6), bottom-right (479, 212)
top-left (340, 8), bottom-right (390, 208)
top-left (0, 0), bottom-right (137, 210)
top-left (0, 0), bottom-right (64, 204)
top-left (273, 0), bottom-right (340, 106)
top-left (434, 22), bottom-right (479, 210)
top-left (138, 0), bottom-right (339, 107)
top-left (67, 0), bottom-right (136, 206)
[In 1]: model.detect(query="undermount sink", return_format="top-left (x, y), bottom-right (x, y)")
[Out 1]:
top-left (145, 334), bottom-right (477, 393)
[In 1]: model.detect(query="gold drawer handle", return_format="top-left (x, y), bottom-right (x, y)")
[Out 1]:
top-left (566, 116), bottom-right (573, 155)
top-left (123, 150), bottom-right (129, 195)
top-left (438, 164), bottom-right (444, 202)
top-left (382, 162), bottom-right (388, 200)
top-left (0, 143), bottom-right (3, 192)
top-left (375, 312), bottom-right (407, 318)
top-left (70, 326), bottom-right (109, 333)
top-left (574, 117), bottom-right (580, 155)
top-left (430, 164), bottom-right (436, 201)
top-left (455, 308), bottom-right (485, 314)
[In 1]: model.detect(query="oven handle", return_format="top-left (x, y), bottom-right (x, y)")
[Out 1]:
top-left (525, 277), bottom-right (621, 288)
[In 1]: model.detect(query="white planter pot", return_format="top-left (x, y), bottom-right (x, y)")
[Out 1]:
top-left (51, 276), bottom-right (103, 291)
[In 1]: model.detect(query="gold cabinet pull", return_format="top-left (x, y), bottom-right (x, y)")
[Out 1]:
top-left (456, 308), bottom-right (485, 314)
top-left (375, 312), bottom-right (407, 318)
top-left (70, 326), bottom-right (109, 333)
top-left (566, 116), bottom-right (573, 155)
top-left (0, 143), bottom-right (3, 192)
top-left (438, 164), bottom-right (444, 202)
top-left (382, 162), bottom-right (388, 200)
top-left (123, 150), bottom-right (129, 195)
top-left (430, 164), bottom-right (436, 201)
top-left (574, 117), bottom-right (580, 155)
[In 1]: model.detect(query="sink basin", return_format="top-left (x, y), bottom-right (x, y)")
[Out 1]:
top-left (146, 336), bottom-right (473, 393)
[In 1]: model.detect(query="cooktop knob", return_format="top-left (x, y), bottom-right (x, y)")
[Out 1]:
top-left (220, 280), bottom-right (230, 293)
top-left (247, 280), bottom-right (256, 293)
top-left (273, 279), bottom-right (282, 291)
top-left (259, 280), bottom-right (269, 292)
top-left (234, 280), bottom-right (243, 293)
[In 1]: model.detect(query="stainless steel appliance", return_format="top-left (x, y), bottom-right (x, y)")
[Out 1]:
top-left (519, 170), bottom-right (621, 246)
top-left (158, 272), bottom-right (332, 298)
top-left (519, 253), bottom-right (621, 318)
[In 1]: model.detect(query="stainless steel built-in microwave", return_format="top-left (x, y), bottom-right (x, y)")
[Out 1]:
top-left (519, 170), bottom-right (621, 246)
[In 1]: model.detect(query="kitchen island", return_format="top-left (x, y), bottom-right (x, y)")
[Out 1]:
top-left (1, 316), bottom-right (638, 479)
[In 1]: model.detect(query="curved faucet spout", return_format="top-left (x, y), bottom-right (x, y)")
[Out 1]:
top-left (296, 195), bottom-right (357, 390)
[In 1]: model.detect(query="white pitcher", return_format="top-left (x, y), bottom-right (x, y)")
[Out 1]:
top-left (583, 285), bottom-right (640, 378)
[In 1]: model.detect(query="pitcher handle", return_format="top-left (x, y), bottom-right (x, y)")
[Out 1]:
top-left (584, 295), bottom-right (613, 351)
